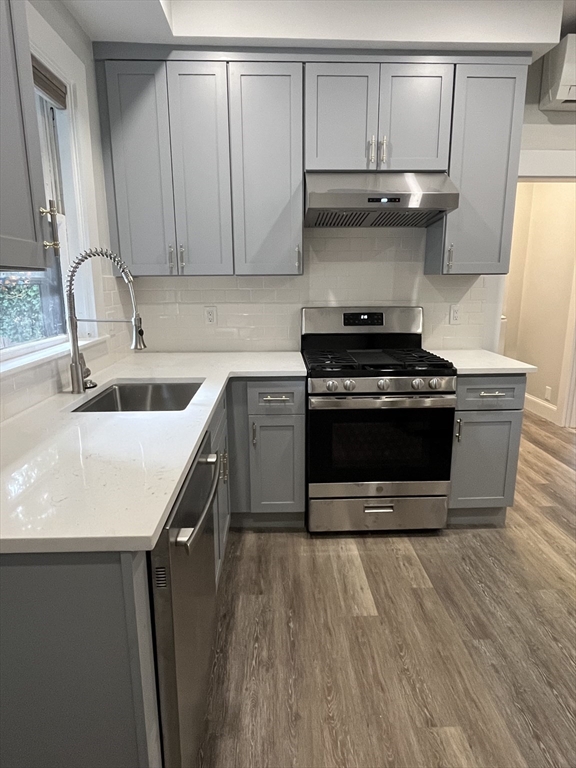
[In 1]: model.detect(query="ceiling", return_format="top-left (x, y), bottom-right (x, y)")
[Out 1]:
top-left (61, 0), bottom-right (567, 60)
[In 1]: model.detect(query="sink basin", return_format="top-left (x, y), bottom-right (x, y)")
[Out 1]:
top-left (73, 382), bottom-right (202, 412)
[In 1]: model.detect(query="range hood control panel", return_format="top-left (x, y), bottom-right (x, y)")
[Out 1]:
top-left (367, 197), bottom-right (401, 203)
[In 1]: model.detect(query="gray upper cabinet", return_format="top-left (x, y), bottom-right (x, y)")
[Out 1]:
top-left (229, 63), bottom-right (303, 275)
top-left (450, 409), bottom-right (523, 508)
top-left (425, 64), bottom-right (527, 275)
top-left (305, 62), bottom-right (453, 171)
top-left (0, 0), bottom-right (46, 271)
top-left (249, 414), bottom-right (305, 514)
top-left (305, 63), bottom-right (380, 170)
top-left (378, 64), bottom-right (453, 171)
top-left (105, 61), bottom-right (176, 276)
top-left (167, 62), bottom-right (233, 276)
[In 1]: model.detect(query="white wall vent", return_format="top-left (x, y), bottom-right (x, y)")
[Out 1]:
top-left (540, 34), bottom-right (576, 111)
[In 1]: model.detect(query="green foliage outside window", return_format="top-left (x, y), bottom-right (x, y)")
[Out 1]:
top-left (0, 273), bottom-right (46, 348)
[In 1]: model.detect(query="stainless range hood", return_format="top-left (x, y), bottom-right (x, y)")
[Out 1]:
top-left (304, 172), bottom-right (459, 228)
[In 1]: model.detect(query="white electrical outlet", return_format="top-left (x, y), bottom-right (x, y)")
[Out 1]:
top-left (545, 386), bottom-right (552, 401)
top-left (204, 306), bottom-right (217, 325)
top-left (450, 305), bottom-right (461, 325)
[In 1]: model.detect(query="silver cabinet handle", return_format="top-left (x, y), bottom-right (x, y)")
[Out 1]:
top-left (262, 395), bottom-right (291, 402)
top-left (175, 452), bottom-right (220, 554)
top-left (447, 243), bottom-right (454, 272)
top-left (479, 391), bottom-right (507, 397)
top-left (252, 422), bottom-right (257, 446)
top-left (168, 244), bottom-right (175, 274)
top-left (179, 244), bottom-right (185, 272)
top-left (455, 418), bottom-right (462, 442)
top-left (381, 135), bottom-right (387, 164)
top-left (370, 135), bottom-right (376, 164)
top-left (295, 244), bottom-right (300, 270)
top-left (40, 199), bottom-right (60, 253)
top-left (364, 506), bottom-right (394, 514)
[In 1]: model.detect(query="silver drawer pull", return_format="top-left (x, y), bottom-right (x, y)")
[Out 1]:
top-left (364, 506), bottom-right (394, 514)
top-left (479, 391), bottom-right (507, 397)
top-left (262, 395), bottom-right (291, 402)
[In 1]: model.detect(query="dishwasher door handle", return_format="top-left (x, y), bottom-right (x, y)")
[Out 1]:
top-left (176, 451), bottom-right (220, 554)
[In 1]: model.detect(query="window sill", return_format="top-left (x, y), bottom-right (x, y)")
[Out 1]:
top-left (0, 336), bottom-right (109, 379)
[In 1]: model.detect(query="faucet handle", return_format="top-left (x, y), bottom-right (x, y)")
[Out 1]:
top-left (79, 353), bottom-right (97, 389)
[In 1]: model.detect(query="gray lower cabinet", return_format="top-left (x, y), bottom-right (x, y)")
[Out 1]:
top-left (0, 551), bottom-right (160, 768)
top-left (449, 409), bottom-right (523, 509)
top-left (425, 64), bottom-right (527, 275)
top-left (0, 0), bottom-right (46, 271)
top-left (167, 61), bottom-right (234, 276)
top-left (105, 60), bottom-right (177, 275)
top-left (249, 414), bottom-right (306, 514)
top-left (305, 62), bottom-right (453, 171)
top-left (229, 63), bottom-right (304, 275)
top-left (227, 379), bottom-right (306, 527)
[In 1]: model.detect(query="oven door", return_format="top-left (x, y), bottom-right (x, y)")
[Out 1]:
top-left (308, 395), bottom-right (456, 498)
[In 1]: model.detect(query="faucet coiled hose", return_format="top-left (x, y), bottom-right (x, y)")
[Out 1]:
top-left (65, 247), bottom-right (133, 296)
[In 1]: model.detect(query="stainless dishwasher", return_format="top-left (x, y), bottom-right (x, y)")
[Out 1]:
top-left (150, 432), bottom-right (220, 768)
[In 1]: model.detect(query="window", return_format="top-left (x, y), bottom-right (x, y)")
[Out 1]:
top-left (0, 89), bottom-right (69, 352)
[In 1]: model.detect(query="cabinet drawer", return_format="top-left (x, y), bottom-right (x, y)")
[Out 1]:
top-left (456, 375), bottom-right (526, 410)
top-left (247, 380), bottom-right (305, 415)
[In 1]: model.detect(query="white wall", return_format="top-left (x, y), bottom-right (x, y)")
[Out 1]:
top-left (504, 181), bottom-right (576, 424)
top-left (0, 1), bottom-right (134, 423)
top-left (135, 228), bottom-right (497, 353)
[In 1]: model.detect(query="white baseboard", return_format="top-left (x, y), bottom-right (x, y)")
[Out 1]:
top-left (525, 393), bottom-right (561, 425)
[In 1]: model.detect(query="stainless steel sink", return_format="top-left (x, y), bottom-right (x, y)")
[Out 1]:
top-left (73, 382), bottom-right (202, 412)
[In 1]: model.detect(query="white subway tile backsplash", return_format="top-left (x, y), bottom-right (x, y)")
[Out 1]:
top-left (133, 229), bottom-right (492, 354)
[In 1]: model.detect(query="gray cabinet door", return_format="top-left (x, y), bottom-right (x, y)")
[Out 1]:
top-left (450, 410), bottom-right (523, 508)
top-left (167, 62), bottom-right (233, 276)
top-left (378, 64), bottom-right (453, 171)
top-left (105, 61), bottom-right (176, 276)
top-left (305, 63), bottom-right (380, 170)
top-left (229, 62), bottom-right (303, 275)
top-left (249, 414), bottom-right (305, 514)
top-left (0, 0), bottom-right (46, 271)
top-left (426, 64), bottom-right (527, 275)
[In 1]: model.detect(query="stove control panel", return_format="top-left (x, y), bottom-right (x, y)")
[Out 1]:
top-left (309, 376), bottom-right (457, 395)
top-left (342, 312), bottom-right (384, 326)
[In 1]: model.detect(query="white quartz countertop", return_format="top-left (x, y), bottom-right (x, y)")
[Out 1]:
top-left (430, 349), bottom-right (537, 375)
top-left (0, 352), bottom-right (305, 555)
top-left (0, 348), bottom-right (535, 555)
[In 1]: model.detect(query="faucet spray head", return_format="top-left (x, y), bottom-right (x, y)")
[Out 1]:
top-left (132, 315), bottom-right (146, 350)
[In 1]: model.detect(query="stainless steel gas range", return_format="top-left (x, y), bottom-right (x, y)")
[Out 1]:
top-left (301, 307), bottom-right (457, 533)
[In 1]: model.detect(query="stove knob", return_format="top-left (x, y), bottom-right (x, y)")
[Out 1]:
top-left (377, 378), bottom-right (391, 391)
top-left (343, 379), bottom-right (356, 391)
top-left (412, 378), bottom-right (425, 390)
top-left (429, 378), bottom-right (441, 390)
top-left (326, 380), bottom-right (339, 392)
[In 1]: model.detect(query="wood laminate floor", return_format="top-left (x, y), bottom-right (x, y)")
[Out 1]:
top-left (201, 411), bottom-right (576, 768)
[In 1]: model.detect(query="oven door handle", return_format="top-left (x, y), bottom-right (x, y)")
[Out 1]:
top-left (308, 395), bottom-right (457, 410)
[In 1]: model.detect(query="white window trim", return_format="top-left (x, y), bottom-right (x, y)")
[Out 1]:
top-left (0, 335), bottom-right (109, 379)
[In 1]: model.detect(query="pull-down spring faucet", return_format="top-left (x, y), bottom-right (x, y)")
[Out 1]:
top-left (66, 248), bottom-right (146, 394)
